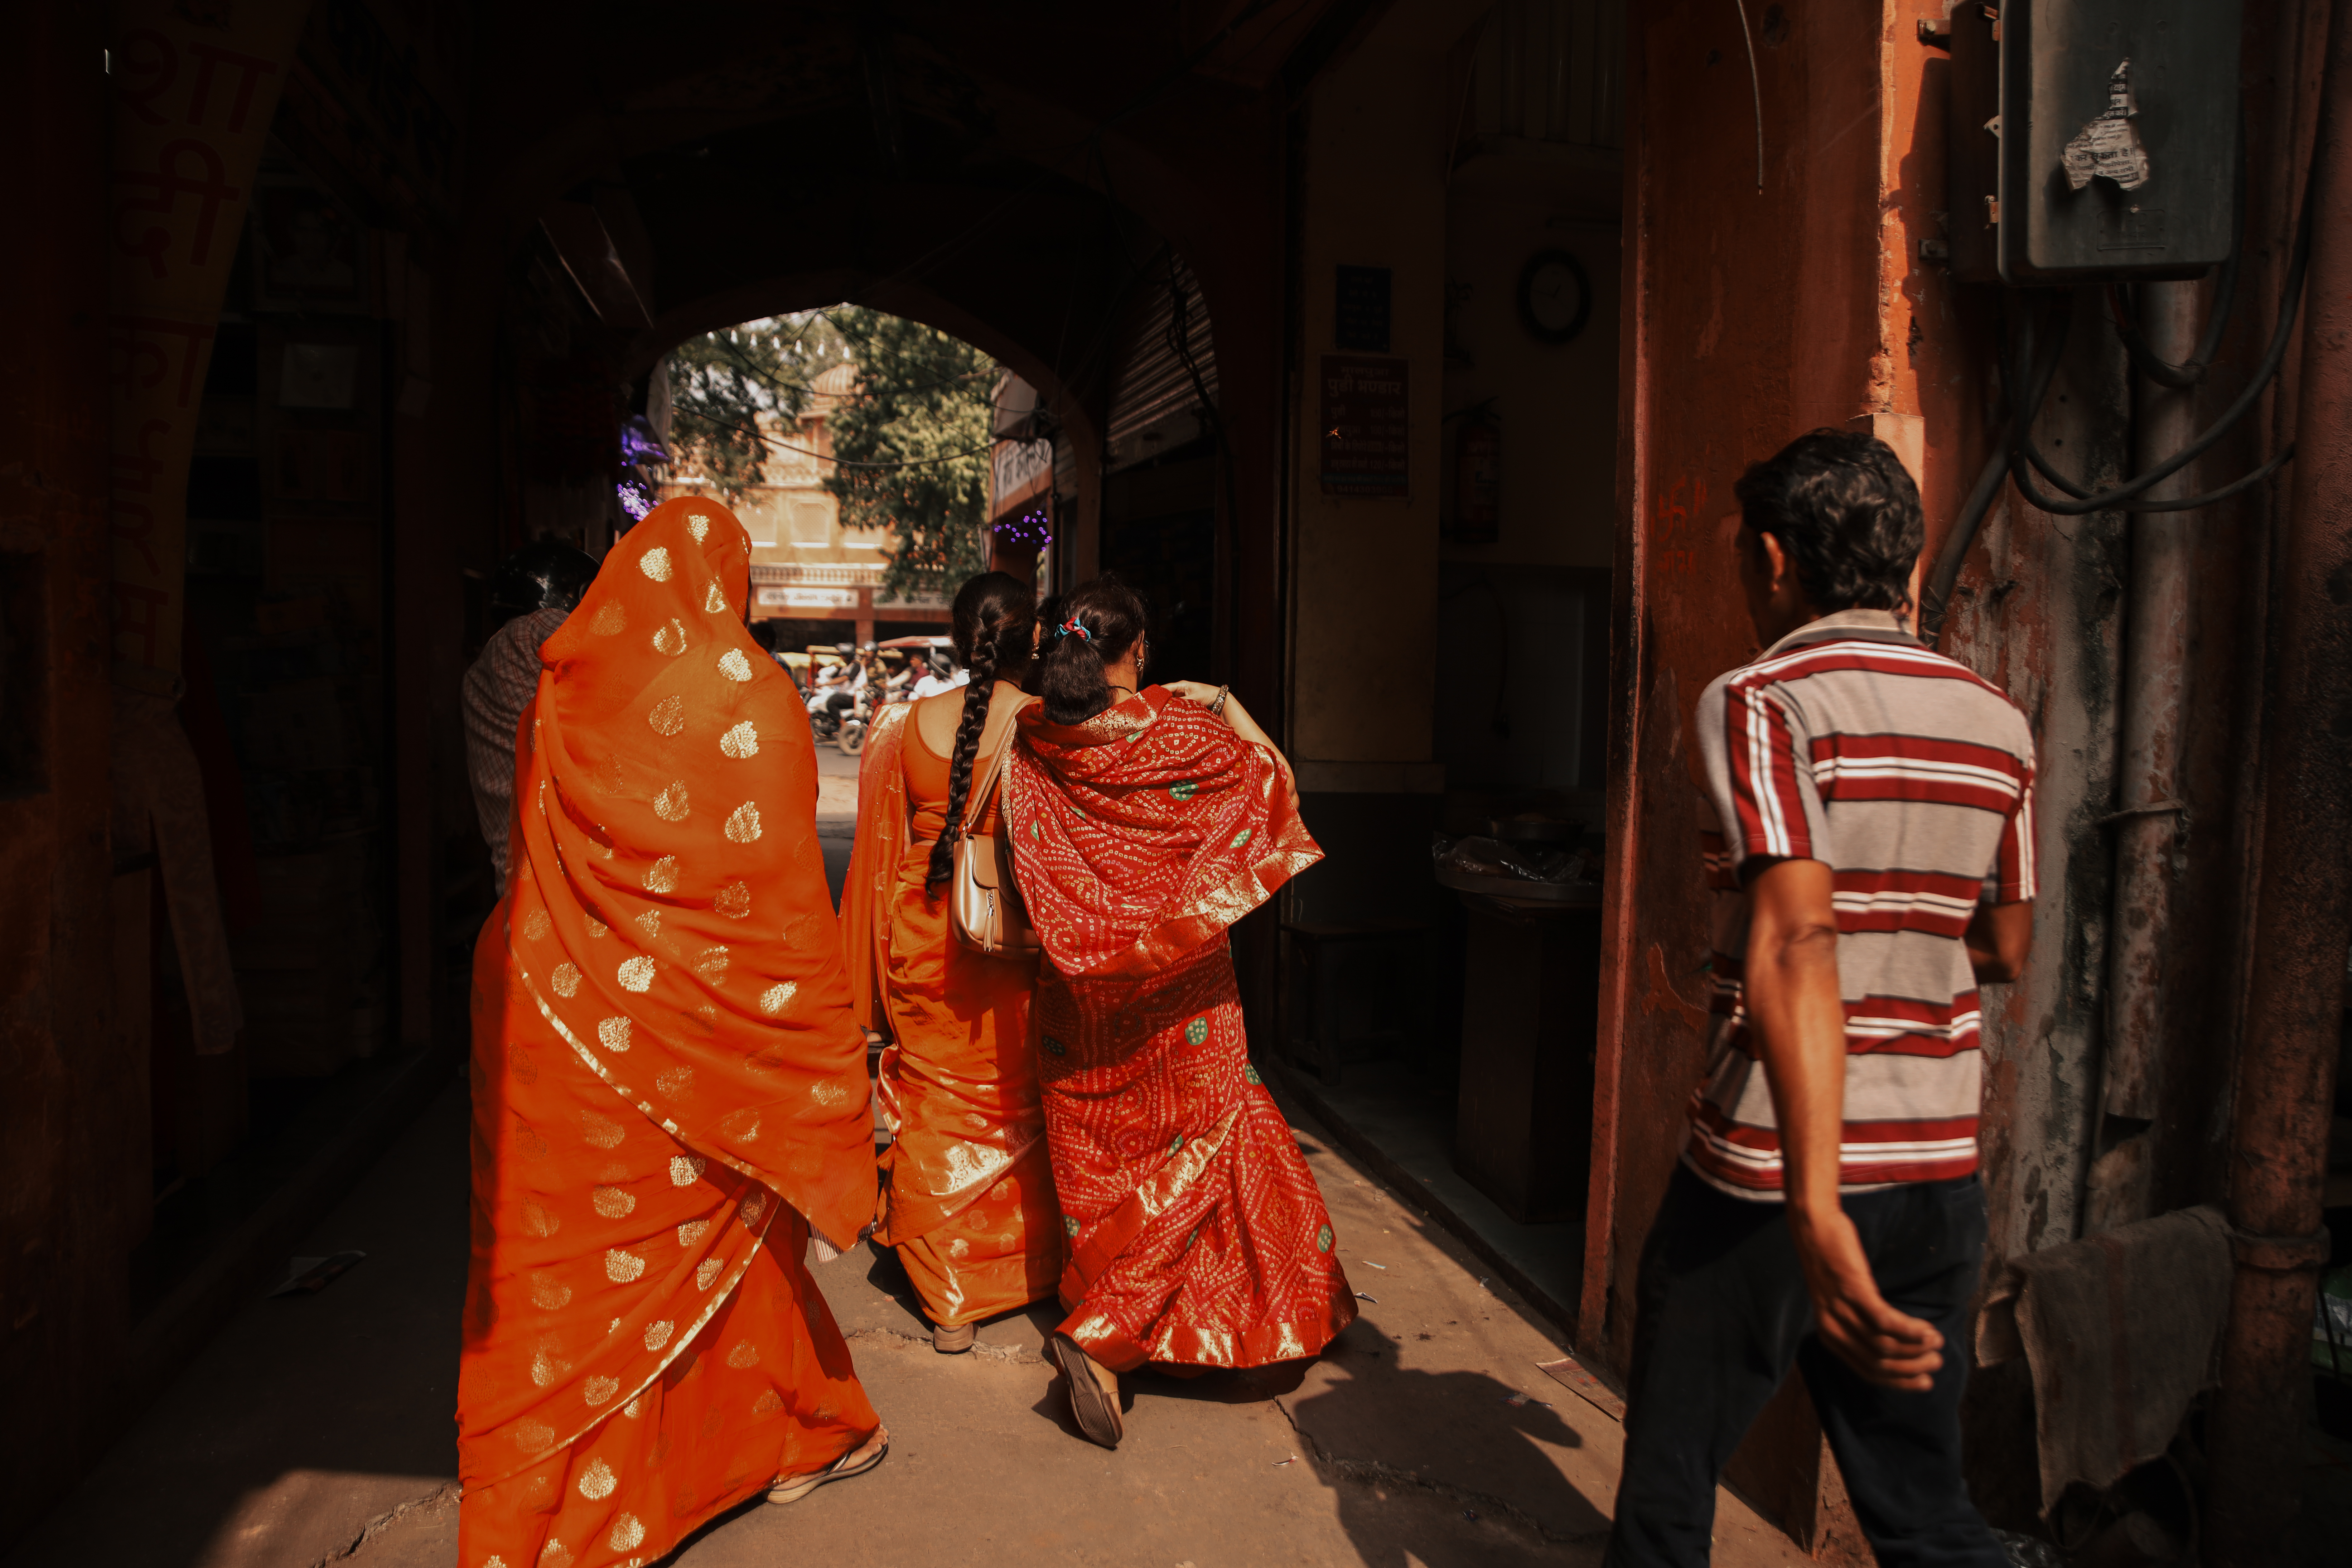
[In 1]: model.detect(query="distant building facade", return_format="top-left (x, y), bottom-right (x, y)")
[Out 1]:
top-left (660, 361), bottom-right (949, 649)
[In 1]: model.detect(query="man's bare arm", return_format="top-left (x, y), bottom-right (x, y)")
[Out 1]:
top-left (1965, 900), bottom-right (2033, 983)
top-left (1744, 858), bottom-right (1945, 1391)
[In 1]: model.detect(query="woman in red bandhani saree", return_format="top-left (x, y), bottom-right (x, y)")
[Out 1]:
top-left (457, 497), bottom-right (885, 1568)
top-left (1003, 574), bottom-right (1356, 1448)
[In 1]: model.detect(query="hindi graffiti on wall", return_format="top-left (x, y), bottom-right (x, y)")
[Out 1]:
top-left (109, 1), bottom-right (311, 681)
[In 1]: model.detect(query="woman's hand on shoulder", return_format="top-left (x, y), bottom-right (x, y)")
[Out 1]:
top-left (1163, 680), bottom-right (1223, 709)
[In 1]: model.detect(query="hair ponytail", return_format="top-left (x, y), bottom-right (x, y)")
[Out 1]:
top-left (1034, 575), bottom-right (1148, 725)
top-left (928, 571), bottom-right (1037, 888)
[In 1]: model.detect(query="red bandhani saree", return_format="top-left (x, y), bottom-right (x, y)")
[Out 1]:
top-left (458, 498), bottom-right (878, 1568)
top-left (1003, 687), bottom-right (1354, 1373)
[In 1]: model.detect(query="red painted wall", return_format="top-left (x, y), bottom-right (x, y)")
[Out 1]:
top-left (1589, 0), bottom-right (1887, 1376)
top-left (0, 0), bottom-right (141, 1526)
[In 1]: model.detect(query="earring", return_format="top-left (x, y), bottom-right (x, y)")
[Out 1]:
top-left (1136, 639), bottom-right (1149, 677)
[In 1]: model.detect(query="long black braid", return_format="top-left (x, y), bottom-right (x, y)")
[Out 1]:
top-left (928, 572), bottom-right (1037, 888)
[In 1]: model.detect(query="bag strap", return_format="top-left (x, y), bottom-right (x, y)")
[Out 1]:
top-left (958, 732), bottom-right (1014, 839)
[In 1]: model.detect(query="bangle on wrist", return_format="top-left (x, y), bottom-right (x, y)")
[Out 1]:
top-left (1209, 684), bottom-right (1231, 716)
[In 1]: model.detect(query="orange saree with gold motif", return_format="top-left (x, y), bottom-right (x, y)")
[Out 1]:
top-left (457, 499), bottom-right (877, 1568)
top-left (1004, 687), bottom-right (1356, 1373)
top-left (839, 698), bottom-right (1061, 1329)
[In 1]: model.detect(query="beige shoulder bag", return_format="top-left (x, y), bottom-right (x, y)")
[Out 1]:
top-left (951, 734), bottom-right (1040, 957)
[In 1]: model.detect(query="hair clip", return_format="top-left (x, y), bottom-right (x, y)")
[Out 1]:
top-left (1057, 618), bottom-right (1091, 642)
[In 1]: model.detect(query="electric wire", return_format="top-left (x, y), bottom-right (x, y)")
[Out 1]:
top-left (2109, 254), bottom-right (2239, 389)
top-left (709, 323), bottom-right (992, 404)
top-left (670, 410), bottom-right (997, 472)
top-left (1925, 155), bottom-right (2318, 643)
top-left (1921, 290), bottom-right (2069, 641)
top-left (2006, 162), bottom-right (2315, 517)
top-left (2108, 147), bottom-right (2249, 389)
top-left (1732, 0), bottom-right (1764, 193)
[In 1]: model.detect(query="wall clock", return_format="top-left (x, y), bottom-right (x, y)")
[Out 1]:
top-left (1516, 249), bottom-right (1593, 345)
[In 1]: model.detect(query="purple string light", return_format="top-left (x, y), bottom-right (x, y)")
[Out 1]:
top-left (992, 507), bottom-right (1053, 551)
top-left (617, 415), bottom-right (668, 524)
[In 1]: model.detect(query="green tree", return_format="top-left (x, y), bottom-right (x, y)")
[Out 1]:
top-left (665, 315), bottom-right (848, 499)
top-left (820, 307), bottom-right (995, 602)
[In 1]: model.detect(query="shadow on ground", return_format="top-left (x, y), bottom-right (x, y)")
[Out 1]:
top-left (1286, 1315), bottom-right (1608, 1567)
top-left (4, 1078), bottom-right (473, 1568)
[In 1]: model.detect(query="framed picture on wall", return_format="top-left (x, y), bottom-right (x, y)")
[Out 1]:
top-left (251, 181), bottom-right (369, 313)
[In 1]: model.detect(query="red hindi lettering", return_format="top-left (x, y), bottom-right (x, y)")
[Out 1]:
top-left (115, 138), bottom-right (242, 279)
top-left (114, 583), bottom-right (171, 670)
top-left (185, 43), bottom-right (280, 133)
top-left (115, 29), bottom-right (177, 127)
top-left (111, 498), bottom-right (164, 578)
top-left (110, 418), bottom-right (173, 500)
top-left (110, 315), bottom-right (217, 409)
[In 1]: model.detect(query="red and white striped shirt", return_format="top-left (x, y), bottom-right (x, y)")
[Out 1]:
top-left (462, 607), bottom-right (568, 896)
top-left (1687, 609), bottom-right (2036, 1198)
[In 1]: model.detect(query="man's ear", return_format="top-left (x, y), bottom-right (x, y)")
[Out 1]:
top-left (1755, 529), bottom-right (1792, 596)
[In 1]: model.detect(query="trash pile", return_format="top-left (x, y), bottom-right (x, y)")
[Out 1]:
top-left (1431, 824), bottom-right (1599, 887)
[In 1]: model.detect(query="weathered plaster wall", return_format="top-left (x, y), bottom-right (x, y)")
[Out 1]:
top-left (1911, 0), bottom-right (2322, 1265)
top-left (1875, 0), bottom-right (2128, 1268)
top-left (1589, 2), bottom-right (1907, 1546)
top-left (1588, 0), bottom-right (1884, 1374)
top-left (1437, 191), bottom-right (1619, 571)
top-left (1594, 0), bottom-right (2319, 1538)
top-left (0, 1), bottom-right (135, 1527)
top-left (1941, 325), bottom-right (2128, 1262)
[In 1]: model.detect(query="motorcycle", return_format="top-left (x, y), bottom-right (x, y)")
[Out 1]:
top-left (807, 687), bottom-right (868, 756)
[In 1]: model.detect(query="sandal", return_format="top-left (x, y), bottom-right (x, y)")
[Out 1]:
top-left (767, 1428), bottom-right (889, 1503)
top-left (933, 1320), bottom-right (975, 1354)
top-left (1050, 1333), bottom-right (1123, 1449)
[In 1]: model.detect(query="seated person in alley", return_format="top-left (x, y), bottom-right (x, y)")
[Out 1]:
top-left (1605, 430), bottom-right (2036, 1568)
top-left (461, 539), bottom-right (597, 896)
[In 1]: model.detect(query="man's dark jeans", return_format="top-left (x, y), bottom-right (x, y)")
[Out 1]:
top-left (1604, 1166), bottom-right (2005, 1568)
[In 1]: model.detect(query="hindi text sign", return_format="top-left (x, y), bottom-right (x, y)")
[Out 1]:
top-left (1318, 355), bottom-right (1410, 498)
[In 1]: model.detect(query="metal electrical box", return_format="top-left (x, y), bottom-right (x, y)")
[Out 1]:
top-left (1951, 0), bottom-right (2243, 285)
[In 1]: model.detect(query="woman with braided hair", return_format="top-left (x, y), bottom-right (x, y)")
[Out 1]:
top-left (839, 572), bottom-right (1062, 1352)
top-left (1004, 574), bottom-right (1355, 1449)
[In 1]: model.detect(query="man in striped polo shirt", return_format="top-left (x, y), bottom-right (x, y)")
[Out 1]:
top-left (1607, 430), bottom-right (2034, 1568)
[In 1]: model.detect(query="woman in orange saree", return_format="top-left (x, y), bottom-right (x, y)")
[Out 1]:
top-left (839, 573), bottom-right (1061, 1352)
top-left (458, 498), bottom-right (884, 1568)
top-left (1003, 576), bottom-right (1357, 1449)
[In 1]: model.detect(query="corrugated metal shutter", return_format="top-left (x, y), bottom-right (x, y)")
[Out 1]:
top-left (1105, 256), bottom-right (1218, 472)
top-left (1468, 0), bottom-right (1626, 151)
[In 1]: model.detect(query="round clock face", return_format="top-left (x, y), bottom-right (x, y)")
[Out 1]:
top-left (1517, 249), bottom-right (1593, 344)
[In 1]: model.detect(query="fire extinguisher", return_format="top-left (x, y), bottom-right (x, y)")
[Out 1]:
top-left (1454, 414), bottom-right (1500, 544)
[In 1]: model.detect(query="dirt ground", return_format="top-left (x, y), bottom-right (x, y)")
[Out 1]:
top-left (6, 1069), bottom-right (1814, 1568)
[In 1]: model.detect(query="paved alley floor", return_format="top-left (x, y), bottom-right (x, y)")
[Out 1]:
top-left (815, 735), bottom-right (858, 902)
top-left (10, 1070), bottom-right (1812, 1568)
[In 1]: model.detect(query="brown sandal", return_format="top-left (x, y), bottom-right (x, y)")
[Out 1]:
top-left (1050, 1333), bottom-right (1123, 1449)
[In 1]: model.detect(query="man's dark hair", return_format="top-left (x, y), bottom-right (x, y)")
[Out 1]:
top-left (489, 539), bottom-right (598, 618)
top-left (1733, 429), bottom-right (1922, 613)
